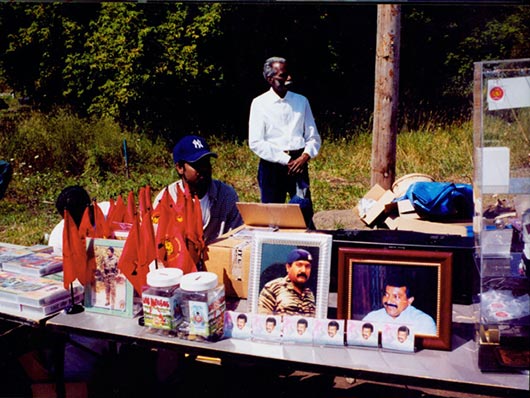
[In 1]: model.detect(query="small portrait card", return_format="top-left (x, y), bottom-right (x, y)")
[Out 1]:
top-left (346, 320), bottom-right (380, 348)
top-left (381, 323), bottom-right (415, 353)
top-left (251, 313), bottom-right (282, 343)
top-left (313, 318), bottom-right (345, 347)
top-left (282, 315), bottom-right (314, 345)
top-left (223, 311), bottom-right (252, 340)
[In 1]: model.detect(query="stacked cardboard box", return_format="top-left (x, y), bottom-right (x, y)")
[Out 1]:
top-left (359, 184), bottom-right (472, 237)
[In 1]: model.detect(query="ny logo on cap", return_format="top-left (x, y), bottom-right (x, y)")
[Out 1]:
top-left (192, 139), bottom-right (204, 149)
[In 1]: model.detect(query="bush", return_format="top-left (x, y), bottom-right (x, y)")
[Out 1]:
top-left (0, 108), bottom-right (171, 179)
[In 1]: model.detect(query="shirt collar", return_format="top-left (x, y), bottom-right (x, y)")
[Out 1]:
top-left (267, 87), bottom-right (292, 103)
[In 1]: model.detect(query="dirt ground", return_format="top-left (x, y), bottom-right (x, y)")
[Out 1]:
top-left (313, 208), bottom-right (370, 230)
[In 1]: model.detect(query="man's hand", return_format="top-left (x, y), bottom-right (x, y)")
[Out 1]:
top-left (287, 153), bottom-right (310, 175)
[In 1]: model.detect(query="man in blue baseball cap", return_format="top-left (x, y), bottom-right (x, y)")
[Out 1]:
top-left (258, 248), bottom-right (316, 317)
top-left (153, 135), bottom-right (243, 245)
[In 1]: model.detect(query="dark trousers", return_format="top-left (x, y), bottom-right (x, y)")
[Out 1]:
top-left (257, 153), bottom-right (315, 229)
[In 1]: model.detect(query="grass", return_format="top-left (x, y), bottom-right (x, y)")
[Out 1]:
top-left (0, 109), bottom-right (476, 246)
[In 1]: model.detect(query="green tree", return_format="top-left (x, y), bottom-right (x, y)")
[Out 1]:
top-left (0, 3), bottom-right (223, 137)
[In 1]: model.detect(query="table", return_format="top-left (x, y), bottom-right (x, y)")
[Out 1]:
top-left (46, 303), bottom-right (529, 397)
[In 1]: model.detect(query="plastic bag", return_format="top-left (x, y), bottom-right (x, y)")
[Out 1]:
top-left (398, 181), bottom-right (474, 220)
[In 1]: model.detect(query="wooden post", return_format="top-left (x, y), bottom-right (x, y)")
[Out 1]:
top-left (371, 4), bottom-right (401, 189)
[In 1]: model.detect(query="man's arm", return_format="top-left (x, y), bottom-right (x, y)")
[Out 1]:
top-left (257, 285), bottom-right (277, 314)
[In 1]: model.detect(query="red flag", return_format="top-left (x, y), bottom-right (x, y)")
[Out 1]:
top-left (139, 208), bottom-right (157, 272)
top-left (144, 185), bottom-right (152, 213)
top-left (78, 207), bottom-right (95, 238)
top-left (160, 214), bottom-right (196, 274)
top-left (107, 195), bottom-right (127, 237)
top-left (108, 195), bottom-right (126, 224)
top-left (125, 191), bottom-right (136, 224)
top-left (138, 186), bottom-right (147, 216)
top-left (117, 215), bottom-right (147, 295)
top-left (62, 210), bottom-right (87, 288)
top-left (92, 199), bottom-right (109, 238)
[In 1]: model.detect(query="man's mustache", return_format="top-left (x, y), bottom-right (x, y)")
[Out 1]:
top-left (384, 302), bottom-right (398, 309)
top-left (296, 272), bottom-right (308, 279)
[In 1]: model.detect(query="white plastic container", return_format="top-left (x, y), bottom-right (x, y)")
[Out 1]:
top-left (178, 271), bottom-right (225, 341)
top-left (142, 268), bottom-right (183, 332)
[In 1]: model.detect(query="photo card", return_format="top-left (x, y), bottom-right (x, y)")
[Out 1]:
top-left (346, 319), bottom-right (380, 348)
top-left (224, 311), bottom-right (252, 340)
top-left (282, 315), bottom-right (314, 345)
top-left (251, 313), bottom-right (282, 343)
top-left (381, 322), bottom-right (415, 353)
top-left (313, 318), bottom-right (345, 347)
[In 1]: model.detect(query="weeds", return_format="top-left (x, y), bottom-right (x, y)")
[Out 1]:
top-left (0, 108), bottom-right (475, 245)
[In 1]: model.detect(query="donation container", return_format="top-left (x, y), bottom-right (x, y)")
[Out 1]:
top-left (177, 271), bottom-right (225, 341)
top-left (473, 58), bottom-right (530, 371)
top-left (142, 268), bottom-right (183, 333)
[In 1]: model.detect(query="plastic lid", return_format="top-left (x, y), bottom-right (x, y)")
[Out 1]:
top-left (180, 272), bottom-right (218, 291)
top-left (147, 268), bottom-right (183, 287)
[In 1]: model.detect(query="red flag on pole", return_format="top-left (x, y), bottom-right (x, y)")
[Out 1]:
top-left (92, 199), bottom-right (109, 238)
top-left (117, 214), bottom-right (145, 294)
top-left (161, 214), bottom-right (196, 274)
top-left (139, 208), bottom-right (157, 273)
top-left (62, 209), bottom-right (87, 289)
top-left (125, 191), bottom-right (136, 224)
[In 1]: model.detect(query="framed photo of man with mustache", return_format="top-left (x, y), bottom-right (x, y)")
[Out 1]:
top-left (248, 231), bottom-right (332, 319)
top-left (336, 247), bottom-right (452, 351)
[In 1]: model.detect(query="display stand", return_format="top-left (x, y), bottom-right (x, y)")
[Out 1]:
top-left (473, 58), bottom-right (530, 372)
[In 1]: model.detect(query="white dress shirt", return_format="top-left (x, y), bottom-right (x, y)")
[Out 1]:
top-left (248, 88), bottom-right (321, 165)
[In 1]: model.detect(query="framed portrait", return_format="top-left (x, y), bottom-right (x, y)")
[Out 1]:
top-left (337, 248), bottom-right (452, 351)
top-left (84, 238), bottom-right (136, 318)
top-left (248, 231), bottom-right (332, 319)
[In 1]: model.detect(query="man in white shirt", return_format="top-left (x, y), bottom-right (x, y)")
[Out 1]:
top-left (248, 57), bottom-right (321, 229)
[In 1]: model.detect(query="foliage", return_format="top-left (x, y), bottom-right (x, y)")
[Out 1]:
top-left (0, 109), bottom-right (474, 246)
top-left (0, 108), bottom-right (169, 178)
top-left (1, 3), bottom-right (528, 138)
top-left (443, 6), bottom-right (530, 99)
top-left (0, 3), bottom-right (223, 137)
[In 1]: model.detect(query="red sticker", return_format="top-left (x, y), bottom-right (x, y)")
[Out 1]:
top-left (489, 86), bottom-right (504, 101)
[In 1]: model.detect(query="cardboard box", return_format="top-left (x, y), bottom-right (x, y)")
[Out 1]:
top-left (394, 217), bottom-right (472, 237)
top-left (359, 184), bottom-right (397, 226)
top-left (204, 202), bottom-right (307, 298)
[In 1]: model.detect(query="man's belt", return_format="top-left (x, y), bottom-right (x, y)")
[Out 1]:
top-left (284, 148), bottom-right (305, 158)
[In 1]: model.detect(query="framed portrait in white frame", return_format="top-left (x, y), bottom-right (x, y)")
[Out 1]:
top-left (248, 231), bottom-right (332, 319)
top-left (84, 238), bottom-right (136, 318)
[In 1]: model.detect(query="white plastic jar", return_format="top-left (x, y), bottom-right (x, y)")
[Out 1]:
top-left (177, 271), bottom-right (225, 341)
top-left (142, 268), bottom-right (183, 332)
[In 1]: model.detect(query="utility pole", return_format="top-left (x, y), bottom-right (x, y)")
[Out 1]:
top-left (371, 4), bottom-right (401, 189)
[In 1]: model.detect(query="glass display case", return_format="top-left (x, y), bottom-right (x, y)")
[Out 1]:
top-left (473, 58), bottom-right (530, 372)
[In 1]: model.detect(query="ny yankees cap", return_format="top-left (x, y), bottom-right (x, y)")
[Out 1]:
top-left (287, 248), bottom-right (312, 264)
top-left (172, 135), bottom-right (218, 164)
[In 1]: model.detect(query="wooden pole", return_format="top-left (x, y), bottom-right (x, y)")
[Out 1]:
top-left (371, 4), bottom-right (401, 189)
